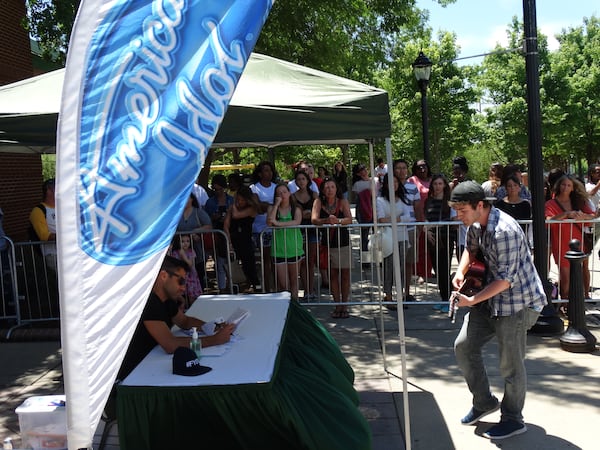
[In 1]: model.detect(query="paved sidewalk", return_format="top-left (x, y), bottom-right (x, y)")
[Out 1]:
top-left (1, 300), bottom-right (599, 450)
top-left (327, 302), bottom-right (600, 450)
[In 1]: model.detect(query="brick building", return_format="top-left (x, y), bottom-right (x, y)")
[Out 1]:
top-left (1, 0), bottom-right (44, 241)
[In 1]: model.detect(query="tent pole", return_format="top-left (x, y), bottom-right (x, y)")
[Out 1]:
top-left (384, 138), bottom-right (411, 449)
top-left (368, 142), bottom-right (387, 370)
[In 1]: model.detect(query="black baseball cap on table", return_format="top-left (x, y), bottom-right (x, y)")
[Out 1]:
top-left (172, 347), bottom-right (212, 376)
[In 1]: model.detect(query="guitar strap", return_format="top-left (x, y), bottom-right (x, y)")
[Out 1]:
top-left (472, 223), bottom-right (489, 288)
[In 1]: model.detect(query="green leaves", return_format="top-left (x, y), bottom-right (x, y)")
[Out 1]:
top-left (544, 16), bottom-right (600, 166)
top-left (24, 0), bottom-right (79, 64)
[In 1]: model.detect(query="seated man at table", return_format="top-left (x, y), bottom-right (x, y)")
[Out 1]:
top-left (118, 255), bottom-right (235, 380)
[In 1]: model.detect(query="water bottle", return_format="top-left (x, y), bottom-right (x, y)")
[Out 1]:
top-left (190, 327), bottom-right (202, 358)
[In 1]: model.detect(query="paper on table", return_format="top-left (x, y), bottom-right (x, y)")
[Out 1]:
top-left (227, 307), bottom-right (250, 327)
top-left (201, 344), bottom-right (229, 357)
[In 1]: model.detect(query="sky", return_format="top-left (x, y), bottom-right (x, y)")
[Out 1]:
top-left (416, 0), bottom-right (600, 64)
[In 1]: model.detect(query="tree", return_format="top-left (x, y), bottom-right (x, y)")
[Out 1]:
top-left (546, 16), bottom-right (600, 167)
top-left (24, 0), bottom-right (424, 81)
top-left (255, 0), bottom-right (422, 83)
top-left (24, 0), bottom-right (463, 175)
top-left (24, 0), bottom-right (78, 65)
top-left (378, 28), bottom-right (478, 174)
top-left (474, 17), bottom-right (553, 169)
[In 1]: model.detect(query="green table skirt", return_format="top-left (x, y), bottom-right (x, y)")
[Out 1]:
top-left (117, 301), bottom-right (372, 450)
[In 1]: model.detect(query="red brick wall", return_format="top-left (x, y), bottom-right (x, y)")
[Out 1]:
top-left (0, 0), bottom-right (33, 84)
top-left (0, 154), bottom-right (43, 241)
top-left (0, 1), bottom-right (42, 241)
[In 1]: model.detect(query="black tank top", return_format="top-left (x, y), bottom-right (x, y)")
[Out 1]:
top-left (319, 203), bottom-right (349, 248)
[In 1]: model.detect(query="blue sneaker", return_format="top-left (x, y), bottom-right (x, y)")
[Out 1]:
top-left (440, 304), bottom-right (449, 313)
top-left (461, 403), bottom-right (500, 425)
top-left (483, 420), bottom-right (527, 439)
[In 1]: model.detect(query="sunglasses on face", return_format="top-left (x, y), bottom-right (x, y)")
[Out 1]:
top-left (166, 270), bottom-right (187, 286)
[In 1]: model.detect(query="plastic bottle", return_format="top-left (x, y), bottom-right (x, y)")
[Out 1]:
top-left (190, 327), bottom-right (201, 358)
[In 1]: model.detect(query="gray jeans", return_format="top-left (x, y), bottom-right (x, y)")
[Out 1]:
top-left (454, 303), bottom-right (540, 423)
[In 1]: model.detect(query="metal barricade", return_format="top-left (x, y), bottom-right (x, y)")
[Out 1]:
top-left (1, 237), bottom-right (19, 326)
top-left (171, 229), bottom-right (235, 297)
top-left (4, 217), bottom-right (597, 332)
top-left (257, 223), bottom-right (397, 306)
top-left (11, 240), bottom-right (60, 332)
top-left (545, 217), bottom-right (600, 304)
top-left (252, 218), bottom-right (600, 309)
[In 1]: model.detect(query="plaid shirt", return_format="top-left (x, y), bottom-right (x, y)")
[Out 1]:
top-left (466, 207), bottom-right (546, 317)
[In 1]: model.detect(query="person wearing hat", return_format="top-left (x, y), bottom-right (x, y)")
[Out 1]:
top-left (449, 180), bottom-right (545, 440)
top-left (118, 256), bottom-right (235, 381)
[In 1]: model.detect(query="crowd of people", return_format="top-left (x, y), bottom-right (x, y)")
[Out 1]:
top-left (4, 155), bottom-right (597, 320)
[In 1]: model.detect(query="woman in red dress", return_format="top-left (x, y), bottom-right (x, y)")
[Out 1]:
top-left (545, 174), bottom-right (595, 301)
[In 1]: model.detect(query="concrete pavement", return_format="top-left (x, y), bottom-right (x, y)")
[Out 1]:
top-left (319, 301), bottom-right (600, 450)
top-left (1, 299), bottom-right (599, 450)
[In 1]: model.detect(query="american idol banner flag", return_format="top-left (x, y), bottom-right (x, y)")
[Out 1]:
top-left (56, 1), bottom-right (273, 448)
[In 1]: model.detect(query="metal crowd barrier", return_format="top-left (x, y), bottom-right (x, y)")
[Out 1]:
top-left (545, 217), bottom-right (600, 303)
top-left (0, 237), bottom-right (19, 330)
top-left (1, 218), bottom-right (598, 333)
top-left (0, 240), bottom-right (60, 338)
top-left (0, 230), bottom-right (236, 336)
top-left (255, 222), bottom-right (459, 308)
top-left (254, 218), bottom-right (600, 308)
top-left (171, 229), bottom-right (235, 297)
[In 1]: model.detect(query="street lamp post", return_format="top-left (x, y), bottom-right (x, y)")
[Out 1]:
top-left (522, 0), bottom-right (564, 334)
top-left (413, 51), bottom-right (433, 164)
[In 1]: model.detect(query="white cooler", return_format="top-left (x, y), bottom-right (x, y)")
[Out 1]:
top-left (15, 395), bottom-right (67, 450)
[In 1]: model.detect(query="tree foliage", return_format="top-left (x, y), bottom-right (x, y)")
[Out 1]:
top-left (545, 16), bottom-right (600, 167)
top-left (378, 27), bottom-right (478, 174)
top-left (24, 0), bottom-right (422, 82)
top-left (255, 0), bottom-right (421, 83)
top-left (473, 17), bottom-right (555, 169)
top-left (24, 0), bottom-right (78, 65)
top-left (21, 0), bottom-right (432, 175)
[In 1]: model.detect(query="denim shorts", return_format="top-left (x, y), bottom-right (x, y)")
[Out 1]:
top-left (306, 228), bottom-right (319, 244)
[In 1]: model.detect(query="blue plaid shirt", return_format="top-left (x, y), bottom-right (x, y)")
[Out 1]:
top-left (466, 207), bottom-right (546, 316)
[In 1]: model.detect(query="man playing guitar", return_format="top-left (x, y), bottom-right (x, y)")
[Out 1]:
top-left (448, 181), bottom-right (546, 441)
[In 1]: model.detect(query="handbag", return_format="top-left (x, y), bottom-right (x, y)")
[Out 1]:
top-left (228, 253), bottom-right (246, 284)
top-left (368, 227), bottom-right (394, 260)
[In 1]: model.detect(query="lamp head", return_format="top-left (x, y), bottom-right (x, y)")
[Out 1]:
top-left (412, 51), bottom-right (432, 82)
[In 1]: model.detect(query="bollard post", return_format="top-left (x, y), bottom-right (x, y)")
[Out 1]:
top-left (559, 239), bottom-right (597, 353)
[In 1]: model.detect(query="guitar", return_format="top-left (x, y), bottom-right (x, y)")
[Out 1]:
top-left (449, 258), bottom-right (487, 323)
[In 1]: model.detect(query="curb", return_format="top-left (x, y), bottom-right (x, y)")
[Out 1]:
top-left (0, 327), bottom-right (61, 342)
